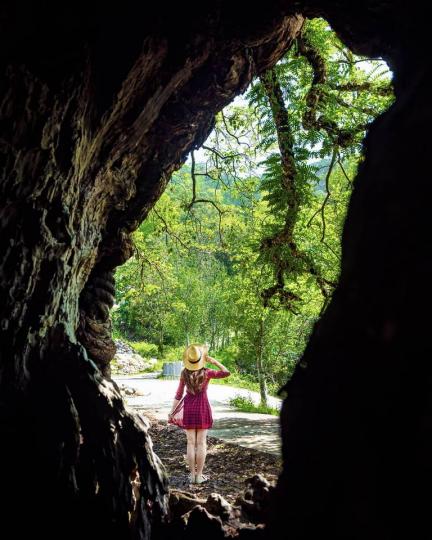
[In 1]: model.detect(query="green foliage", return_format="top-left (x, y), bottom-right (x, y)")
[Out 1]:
top-left (228, 393), bottom-right (279, 416)
top-left (128, 340), bottom-right (159, 358)
top-left (142, 360), bottom-right (165, 373)
top-left (112, 17), bottom-right (393, 400)
top-left (210, 368), bottom-right (280, 397)
top-left (160, 345), bottom-right (188, 363)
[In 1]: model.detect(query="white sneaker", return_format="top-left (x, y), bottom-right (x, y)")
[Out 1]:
top-left (195, 474), bottom-right (208, 484)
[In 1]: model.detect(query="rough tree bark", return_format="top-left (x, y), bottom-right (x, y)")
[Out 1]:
top-left (0, 2), bottom-right (303, 539)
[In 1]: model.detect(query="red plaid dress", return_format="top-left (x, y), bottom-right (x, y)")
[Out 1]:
top-left (170, 368), bottom-right (230, 429)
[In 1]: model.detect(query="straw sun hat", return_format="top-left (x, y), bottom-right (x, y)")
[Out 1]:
top-left (183, 343), bottom-right (209, 371)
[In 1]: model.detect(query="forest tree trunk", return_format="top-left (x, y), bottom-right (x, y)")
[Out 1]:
top-left (157, 323), bottom-right (164, 356)
top-left (256, 317), bottom-right (269, 406)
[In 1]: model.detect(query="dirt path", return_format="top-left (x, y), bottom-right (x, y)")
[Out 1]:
top-left (116, 376), bottom-right (282, 455)
top-left (141, 410), bottom-right (283, 504)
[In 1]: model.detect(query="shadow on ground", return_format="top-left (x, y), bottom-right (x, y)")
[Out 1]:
top-left (144, 411), bottom-right (283, 503)
top-left (210, 414), bottom-right (281, 455)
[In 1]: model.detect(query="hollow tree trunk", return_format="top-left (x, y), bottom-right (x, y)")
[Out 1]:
top-left (265, 2), bottom-right (432, 539)
top-left (1, 1), bottom-right (430, 539)
top-left (0, 3), bottom-right (303, 538)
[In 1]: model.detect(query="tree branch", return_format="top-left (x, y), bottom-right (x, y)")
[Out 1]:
top-left (297, 32), bottom-right (375, 147)
top-left (202, 145), bottom-right (244, 161)
top-left (337, 155), bottom-right (352, 186)
top-left (329, 81), bottom-right (393, 96)
top-left (185, 151), bottom-right (226, 246)
top-left (220, 110), bottom-right (251, 148)
top-left (152, 207), bottom-right (190, 250)
top-left (306, 148), bottom-right (337, 243)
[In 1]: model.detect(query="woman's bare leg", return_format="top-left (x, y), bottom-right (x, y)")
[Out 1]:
top-left (195, 429), bottom-right (208, 477)
top-left (185, 429), bottom-right (197, 479)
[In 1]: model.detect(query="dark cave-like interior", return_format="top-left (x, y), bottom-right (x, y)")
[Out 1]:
top-left (0, 1), bottom-right (430, 539)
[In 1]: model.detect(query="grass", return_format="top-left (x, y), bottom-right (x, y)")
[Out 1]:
top-left (228, 394), bottom-right (279, 416)
top-left (209, 370), bottom-right (281, 398)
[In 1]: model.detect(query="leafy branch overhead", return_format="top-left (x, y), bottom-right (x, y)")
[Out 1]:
top-left (193, 17), bottom-right (393, 312)
top-left (113, 17), bottom-right (394, 406)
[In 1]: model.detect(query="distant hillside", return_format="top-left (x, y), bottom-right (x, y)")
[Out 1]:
top-left (171, 157), bottom-right (343, 203)
top-left (171, 162), bottom-right (262, 206)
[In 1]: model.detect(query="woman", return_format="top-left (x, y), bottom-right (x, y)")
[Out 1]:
top-left (168, 343), bottom-right (230, 484)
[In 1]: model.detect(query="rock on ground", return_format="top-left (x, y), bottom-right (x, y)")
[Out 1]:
top-left (112, 339), bottom-right (157, 374)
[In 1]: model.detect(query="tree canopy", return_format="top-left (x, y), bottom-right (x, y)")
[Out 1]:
top-left (113, 18), bottom-right (393, 404)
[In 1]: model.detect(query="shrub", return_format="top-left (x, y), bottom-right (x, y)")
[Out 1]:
top-left (128, 341), bottom-right (158, 358)
top-left (210, 369), bottom-right (280, 397)
top-left (161, 345), bottom-right (186, 362)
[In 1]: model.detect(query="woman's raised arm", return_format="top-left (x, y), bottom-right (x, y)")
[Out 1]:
top-left (206, 356), bottom-right (230, 378)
